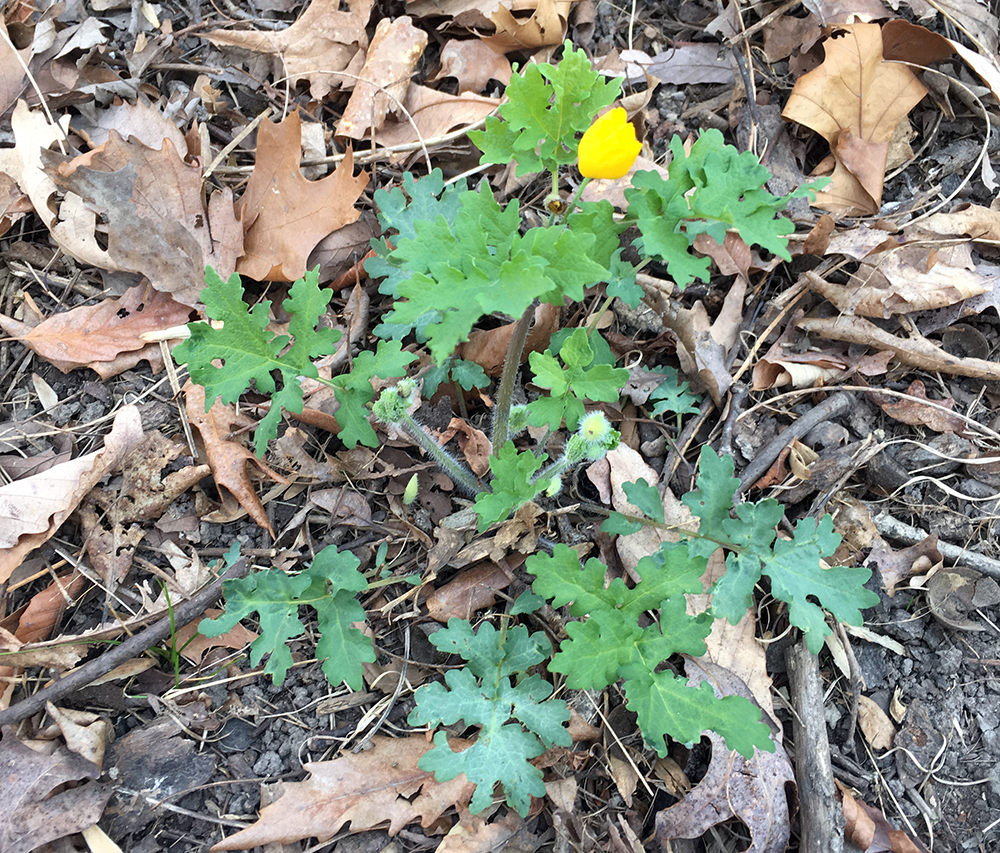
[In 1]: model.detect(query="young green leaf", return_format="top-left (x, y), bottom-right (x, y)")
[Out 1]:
top-left (526, 543), bottom-right (773, 758)
top-left (647, 367), bottom-right (701, 418)
top-left (174, 267), bottom-right (341, 456)
top-left (329, 339), bottom-right (416, 448)
top-left (409, 620), bottom-right (570, 816)
top-left (198, 545), bottom-right (374, 689)
top-left (682, 446), bottom-right (878, 650)
top-left (528, 328), bottom-right (628, 431)
top-left (378, 185), bottom-right (610, 363)
top-left (473, 442), bottom-right (548, 532)
top-left (470, 40), bottom-right (621, 176)
top-left (622, 478), bottom-right (665, 524)
top-left (625, 129), bottom-right (817, 288)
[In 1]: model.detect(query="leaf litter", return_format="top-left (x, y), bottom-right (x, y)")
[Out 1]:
top-left (1, 1), bottom-right (1000, 852)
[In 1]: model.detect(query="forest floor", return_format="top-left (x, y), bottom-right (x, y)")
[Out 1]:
top-left (2, 0), bottom-right (1000, 852)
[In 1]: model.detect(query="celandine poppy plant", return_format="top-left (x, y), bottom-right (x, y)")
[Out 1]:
top-left (577, 107), bottom-right (641, 179)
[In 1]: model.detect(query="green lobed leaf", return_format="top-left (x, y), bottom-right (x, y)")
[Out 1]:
top-left (473, 442), bottom-right (548, 532)
top-left (174, 267), bottom-right (341, 456)
top-left (647, 367), bottom-right (701, 418)
top-left (528, 328), bottom-right (628, 431)
top-left (625, 129), bottom-right (810, 289)
top-left (765, 516), bottom-right (880, 653)
top-left (622, 478), bottom-right (665, 523)
top-left (331, 340), bottom-right (416, 448)
top-left (197, 545), bottom-right (374, 688)
top-left (600, 512), bottom-right (644, 535)
top-left (470, 41), bottom-right (621, 176)
top-left (409, 620), bottom-right (570, 816)
top-left (681, 446), bottom-right (742, 560)
top-left (623, 669), bottom-right (772, 759)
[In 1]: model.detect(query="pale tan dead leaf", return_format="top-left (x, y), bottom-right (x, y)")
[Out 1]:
top-left (202, 0), bottom-right (374, 100)
top-left (858, 695), bottom-right (896, 750)
top-left (211, 735), bottom-right (475, 850)
top-left (0, 729), bottom-right (112, 853)
top-left (782, 24), bottom-right (928, 215)
top-left (920, 203), bottom-right (1000, 242)
top-left (406, 0), bottom-right (501, 18)
top-left (425, 561), bottom-right (512, 622)
top-left (645, 43), bottom-right (735, 85)
top-left (806, 247), bottom-right (992, 318)
top-left (432, 38), bottom-right (512, 94)
top-left (438, 418), bottom-right (492, 478)
top-left (436, 810), bottom-right (523, 853)
top-left (0, 18), bottom-right (29, 116)
top-left (72, 97), bottom-right (188, 154)
top-left (868, 535), bottom-right (942, 596)
top-left (0, 172), bottom-right (32, 238)
top-left (0, 406), bottom-right (143, 584)
top-left (174, 608), bottom-right (258, 665)
top-left (78, 431), bottom-right (210, 583)
top-left (374, 84), bottom-right (500, 149)
top-left (869, 379), bottom-right (971, 435)
top-left (0, 625), bottom-right (84, 671)
top-left (0, 101), bottom-right (72, 231)
top-left (337, 17), bottom-right (427, 140)
top-left (44, 704), bottom-right (110, 768)
top-left (308, 487), bottom-right (372, 527)
top-left (658, 668), bottom-right (793, 852)
top-left (0, 284), bottom-right (192, 379)
top-left (43, 132), bottom-right (241, 307)
top-left (237, 110), bottom-right (368, 282)
top-left (659, 277), bottom-right (745, 406)
top-left (484, 0), bottom-right (572, 52)
top-left (184, 382), bottom-right (285, 536)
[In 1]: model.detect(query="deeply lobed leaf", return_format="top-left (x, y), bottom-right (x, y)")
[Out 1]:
top-left (198, 545), bottom-right (374, 689)
top-left (470, 41), bottom-right (621, 176)
top-left (409, 619), bottom-right (570, 816)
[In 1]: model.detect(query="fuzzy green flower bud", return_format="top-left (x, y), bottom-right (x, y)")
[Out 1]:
top-left (372, 387), bottom-right (407, 424)
top-left (508, 404), bottom-right (530, 437)
top-left (576, 412), bottom-right (620, 461)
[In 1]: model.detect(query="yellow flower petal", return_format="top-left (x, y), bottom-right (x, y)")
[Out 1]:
top-left (578, 108), bottom-right (642, 180)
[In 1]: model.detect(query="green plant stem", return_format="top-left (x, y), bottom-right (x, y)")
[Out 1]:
top-left (587, 256), bottom-right (652, 334)
top-left (557, 177), bottom-right (591, 224)
top-left (532, 456), bottom-right (572, 492)
top-left (492, 304), bottom-right (535, 451)
top-left (399, 411), bottom-right (484, 495)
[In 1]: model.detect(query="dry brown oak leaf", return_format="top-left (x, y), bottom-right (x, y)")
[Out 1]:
top-left (0, 728), bottom-right (112, 853)
top-left (782, 23), bottom-right (927, 216)
top-left (202, 0), bottom-right (374, 100)
top-left (41, 131), bottom-right (242, 308)
top-left (0, 406), bottom-right (143, 608)
top-left (211, 735), bottom-right (475, 850)
top-left (0, 283), bottom-right (193, 380)
top-left (237, 110), bottom-right (369, 282)
top-left (184, 381), bottom-right (286, 536)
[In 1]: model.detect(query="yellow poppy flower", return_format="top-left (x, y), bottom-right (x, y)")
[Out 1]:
top-left (577, 108), bottom-right (641, 179)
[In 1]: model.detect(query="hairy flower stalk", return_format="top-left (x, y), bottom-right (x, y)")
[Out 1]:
top-left (373, 386), bottom-right (484, 496)
top-left (577, 108), bottom-right (642, 180)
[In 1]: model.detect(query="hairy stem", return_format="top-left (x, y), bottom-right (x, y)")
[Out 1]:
top-left (399, 411), bottom-right (484, 495)
top-left (492, 304), bottom-right (535, 451)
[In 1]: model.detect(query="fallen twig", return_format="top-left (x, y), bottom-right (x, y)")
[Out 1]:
top-left (0, 560), bottom-right (249, 731)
